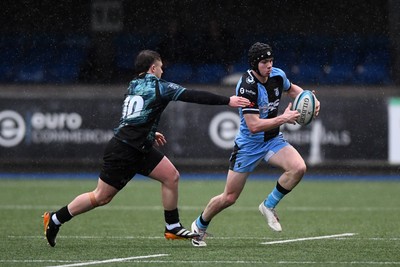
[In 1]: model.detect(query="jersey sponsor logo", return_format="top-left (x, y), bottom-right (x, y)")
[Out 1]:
top-left (260, 99), bottom-right (280, 113)
top-left (168, 83), bottom-right (180, 90)
top-left (240, 87), bottom-right (256, 96)
top-left (245, 89), bottom-right (256, 95)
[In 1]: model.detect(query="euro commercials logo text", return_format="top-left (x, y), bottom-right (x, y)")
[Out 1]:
top-left (209, 111), bottom-right (240, 149)
top-left (0, 110), bottom-right (113, 148)
top-left (0, 110), bottom-right (26, 147)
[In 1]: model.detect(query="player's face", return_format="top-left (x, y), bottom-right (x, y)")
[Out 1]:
top-left (152, 60), bottom-right (163, 78)
top-left (258, 58), bottom-right (273, 77)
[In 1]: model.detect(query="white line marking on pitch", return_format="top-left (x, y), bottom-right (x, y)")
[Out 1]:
top-left (46, 254), bottom-right (168, 267)
top-left (261, 233), bottom-right (356, 245)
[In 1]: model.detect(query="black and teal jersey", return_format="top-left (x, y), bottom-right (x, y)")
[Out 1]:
top-left (114, 73), bottom-right (185, 151)
top-left (236, 67), bottom-right (291, 143)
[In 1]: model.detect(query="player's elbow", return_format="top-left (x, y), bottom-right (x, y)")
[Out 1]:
top-left (247, 124), bottom-right (261, 134)
top-left (244, 115), bottom-right (264, 134)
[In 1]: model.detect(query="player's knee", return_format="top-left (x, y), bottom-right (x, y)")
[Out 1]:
top-left (174, 169), bottom-right (180, 182)
top-left (293, 161), bottom-right (307, 179)
top-left (98, 197), bottom-right (112, 206)
top-left (224, 193), bottom-right (238, 207)
top-left (94, 193), bottom-right (114, 206)
top-left (169, 169), bottom-right (180, 185)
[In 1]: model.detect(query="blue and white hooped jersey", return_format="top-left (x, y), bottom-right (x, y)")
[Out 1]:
top-left (235, 67), bottom-right (291, 144)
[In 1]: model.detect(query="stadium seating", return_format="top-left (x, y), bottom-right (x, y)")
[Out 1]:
top-left (0, 47), bottom-right (18, 82)
top-left (114, 33), bottom-right (161, 71)
top-left (162, 63), bottom-right (193, 84)
top-left (46, 48), bottom-right (85, 83)
top-left (0, 33), bottom-right (89, 83)
top-left (353, 39), bottom-right (392, 85)
top-left (0, 33), bottom-right (393, 85)
top-left (191, 64), bottom-right (228, 84)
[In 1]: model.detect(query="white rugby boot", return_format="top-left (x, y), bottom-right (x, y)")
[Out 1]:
top-left (191, 220), bottom-right (208, 247)
top-left (258, 202), bottom-right (282, 232)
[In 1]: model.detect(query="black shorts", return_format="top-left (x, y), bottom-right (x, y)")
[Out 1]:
top-left (99, 137), bottom-right (164, 190)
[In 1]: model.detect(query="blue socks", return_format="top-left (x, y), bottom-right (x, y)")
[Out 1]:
top-left (264, 182), bottom-right (291, 208)
top-left (196, 213), bottom-right (209, 229)
top-left (264, 188), bottom-right (285, 208)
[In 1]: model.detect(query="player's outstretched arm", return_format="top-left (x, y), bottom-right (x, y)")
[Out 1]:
top-left (228, 96), bottom-right (250, 108)
top-left (178, 90), bottom-right (249, 107)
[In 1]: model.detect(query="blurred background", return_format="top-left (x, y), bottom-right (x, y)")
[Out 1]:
top-left (1, 0), bottom-right (400, 175)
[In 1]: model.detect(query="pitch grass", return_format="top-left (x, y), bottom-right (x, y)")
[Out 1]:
top-left (1, 177), bottom-right (400, 266)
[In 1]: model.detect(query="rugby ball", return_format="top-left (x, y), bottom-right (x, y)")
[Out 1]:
top-left (292, 90), bottom-right (316, 126)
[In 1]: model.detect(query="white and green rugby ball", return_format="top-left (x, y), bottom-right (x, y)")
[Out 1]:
top-left (292, 90), bottom-right (316, 126)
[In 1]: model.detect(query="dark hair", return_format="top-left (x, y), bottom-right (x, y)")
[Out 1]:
top-left (248, 42), bottom-right (273, 71)
top-left (134, 50), bottom-right (162, 75)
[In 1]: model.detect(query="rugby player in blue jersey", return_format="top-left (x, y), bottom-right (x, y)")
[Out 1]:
top-left (191, 42), bottom-right (320, 247)
top-left (43, 50), bottom-right (250, 247)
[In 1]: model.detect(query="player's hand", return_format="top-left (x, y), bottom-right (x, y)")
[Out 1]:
top-left (154, 132), bottom-right (167, 146)
top-left (312, 90), bottom-right (320, 117)
top-left (229, 96), bottom-right (250, 107)
top-left (283, 103), bottom-right (300, 124)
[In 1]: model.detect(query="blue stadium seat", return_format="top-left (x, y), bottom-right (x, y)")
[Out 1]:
top-left (191, 64), bottom-right (227, 84)
top-left (0, 35), bottom-right (26, 82)
top-left (114, 34), bottom-right (140, 70)
top-left (275, 50), bottom-right (298, 73)
top-left (323, 46), bottom-right (359, 84)
top-left (14, 48), bottom-right (55, 83)
top-left (162, 63), bottom-right (193, 83)
top-left (354, 40), bottom-right (392, 85)
top-left (114, 33), bottom-right (160, 70)
top-left (0, 47), bottom-right (20, 82)
top-left (0, 64), bottom-right (14, 82)
top-left (294, 48), bottom-right (329, 84)
top-left (46, 64), bottom-right (81, 83)
top-left (6, 33), bottom-right (89, 83)
top-left (15, 63), bottom-right (45, 83)
top-left (359, 38), bottom-right (390, 85)
top-left (322, 64), bottom-right (355, 85)
top-left (354, 64), bottom-right (391, 85)
top-left (231, 63), bottom-right (248, 73)
top-left (41, 34), bottom-right (89, 83)
top-left (294, 63), bottom-right (324, 85)
top-left (45, 47), bottom-right (87, 83)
